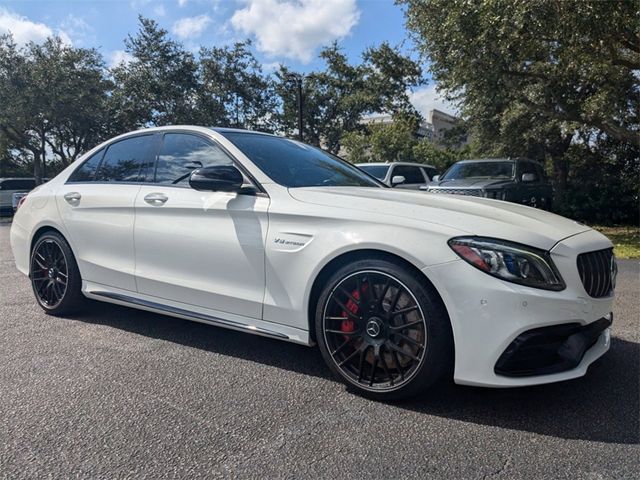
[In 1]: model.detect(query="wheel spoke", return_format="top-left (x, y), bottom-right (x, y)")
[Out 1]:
top-left (390, 319), bottom-right (424, 331)
top-left (338, 345), bottom-right (363, 367)
top-left (391, 305), bottom-right (418, 317)
top-left (357, 345), bottom-right (368, 382)
top-left (393, 331), bottom-right (423, 348)
top-left (392, 350), bottom-right (405, 380)
top-left (325, 328), bottom-right (360, 336)
top-left (338, 287), bottom-right (359, 307)
top-left (387, 342), bottom-right (420, 362)
top-left (377, 279), bottom-right (391, 306)
top-left (330, 338), bottom-right (353, 356)
top-left (34, 256), bottom-right (47, 269)
top-left (390, 286), bottom-right (403, 311)
top-left (331, 297), bottom-right (360, 320)
top-left (368, 355), bottom-right (378, 386)
top-left (379, 349), bottom-right (394, 386)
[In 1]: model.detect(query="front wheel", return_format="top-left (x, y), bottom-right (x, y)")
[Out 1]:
top-left (30, 231), bottom-right (85, 316)
top-left (315, 258), bottom-right (453, 400)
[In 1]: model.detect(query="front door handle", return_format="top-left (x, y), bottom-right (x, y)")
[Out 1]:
top-left (64, 192), bottom-right (81, 205)
top-left (144, 192), bottom-right (168, 206)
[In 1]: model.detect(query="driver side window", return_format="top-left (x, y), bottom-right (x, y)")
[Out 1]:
top-left (154, 133), bottom-right (234, 185)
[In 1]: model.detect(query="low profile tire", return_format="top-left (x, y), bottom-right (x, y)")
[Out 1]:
top-left (30, 231), bottom-right (85, 316)
top-left (315, 258), bottom-right (454, 401)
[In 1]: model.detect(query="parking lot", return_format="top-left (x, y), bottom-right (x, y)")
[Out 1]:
top-left (0, 221), bottom-right (638, 479)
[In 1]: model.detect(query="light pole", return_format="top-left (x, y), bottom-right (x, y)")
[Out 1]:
top-left (284, 73), bottom-right (305, 142)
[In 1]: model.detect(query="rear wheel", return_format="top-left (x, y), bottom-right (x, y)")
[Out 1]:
top-left (30, 231), bottom-right (85, 316)
top-left (315, 258), bottom-right (453, 400)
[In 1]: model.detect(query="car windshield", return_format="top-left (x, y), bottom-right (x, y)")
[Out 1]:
top-left (221, 132), bottom-right (382, 188)
top-left (441, 161), bottom-right (515, 180)
top-left (358, 164), bottom-right (390, 180)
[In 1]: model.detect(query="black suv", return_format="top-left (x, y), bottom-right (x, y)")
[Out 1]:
top-left (424, 158), bottom-right (553, 210)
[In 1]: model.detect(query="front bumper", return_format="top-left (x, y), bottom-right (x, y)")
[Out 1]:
top-left (423, 229), bottom-right (614, 387)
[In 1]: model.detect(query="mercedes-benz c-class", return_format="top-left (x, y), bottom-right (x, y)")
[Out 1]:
top-left (10, 126), bottom-right (616, 399)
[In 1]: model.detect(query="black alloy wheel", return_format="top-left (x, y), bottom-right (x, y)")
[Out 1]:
top-left (30, 232), bottom-right (85, 315)
top-left (316, 259), bottom-right (453, 400)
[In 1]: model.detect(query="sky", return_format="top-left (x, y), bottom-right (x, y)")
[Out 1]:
top-left (0, 0), bottom-right (454, 116)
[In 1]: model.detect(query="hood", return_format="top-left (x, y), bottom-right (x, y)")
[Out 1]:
top-left (288, 187), bottom-right (590, 251)
top-left (429, 178), bottom-right (512, 189)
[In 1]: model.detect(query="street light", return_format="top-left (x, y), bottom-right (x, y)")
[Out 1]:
top-left (284, 72), bottom-right (305, 142)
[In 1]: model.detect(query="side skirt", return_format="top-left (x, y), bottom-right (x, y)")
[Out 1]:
top-left (87, 289), bottom-right (297, 342)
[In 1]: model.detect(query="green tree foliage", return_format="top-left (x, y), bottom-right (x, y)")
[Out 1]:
top-left (276, 42), bottom-right (424, 153)
top-left (111, 16), bottom-right (200, 128)
top-left (343, 115), bottom-right (470, 172)
top-left (199, 41), bottom-right (277, 131)
top-left (0, 35), bottom-right (110, 182)
top-left (400, 0), bottom-right (639, 222)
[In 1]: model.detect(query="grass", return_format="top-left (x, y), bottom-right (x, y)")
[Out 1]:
top-left (593, 225), bottom-right (640, 259)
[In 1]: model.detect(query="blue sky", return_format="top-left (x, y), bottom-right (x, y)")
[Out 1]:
top-left (0, 0), bottom-right (453, 115)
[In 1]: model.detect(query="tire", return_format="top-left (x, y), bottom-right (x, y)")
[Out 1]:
top-left (30, 231), bottom-right (85, 316)
top-left (315, 258), bottom-right (454, 401)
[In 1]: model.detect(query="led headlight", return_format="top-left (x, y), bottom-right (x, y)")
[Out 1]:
top-left (448, 237), bottom-right (565, 291)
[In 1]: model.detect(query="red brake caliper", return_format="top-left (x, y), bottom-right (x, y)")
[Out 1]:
top-left (340, 283), bottom-right (368, 337)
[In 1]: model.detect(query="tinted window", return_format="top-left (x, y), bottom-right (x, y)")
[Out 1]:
top-left (358, 165), bottom-right (390, 180)
top-left (393, 166), bottom-right (425, 184)
top-left (68, 149), bottom-right (104, 183)
top-left (0, 179), bottom-right (35, 190)
top-left (222, 132), bottom-right (380, 188)
top-left (155, 134), bottom-right (234, 185)
top-left (441, 161), bottom-right (514, 180)
top-left (422, 167), bottom-right (438, 181)
top-left (520, 161), bottom-right (542, 181)
top-left (95, 136), bottom-right (153, 183)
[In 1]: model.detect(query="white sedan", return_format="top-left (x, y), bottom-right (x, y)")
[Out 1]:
top-left (10, 126), bottom-right (616, 399)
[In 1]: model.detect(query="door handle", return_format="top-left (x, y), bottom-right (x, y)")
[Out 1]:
top-left (144, 192), bottom-right (168, 206)
top-left (64, 192), bottom-right (81, 205)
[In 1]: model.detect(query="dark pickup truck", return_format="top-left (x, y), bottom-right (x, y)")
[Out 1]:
top-left (423, 158), bottom-right (553, 210)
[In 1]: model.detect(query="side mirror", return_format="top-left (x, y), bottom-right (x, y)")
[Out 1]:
top-left (432, 175), bottom-right (440, 182)
top-left (391, 175), bottom-right (406, 186)
top-left (522, 173), bottom-right (537, 183)
top-left (189, 165), bottom-right (244, 192)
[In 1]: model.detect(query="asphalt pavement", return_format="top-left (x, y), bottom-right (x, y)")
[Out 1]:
top-left (0, 221), bottom-right (638, 479)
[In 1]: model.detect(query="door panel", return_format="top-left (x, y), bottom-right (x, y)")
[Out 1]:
top-left (134, 186), bottom-right (269, 319)
top-left (392, 165), bottom-right (428, 189)
top-left (56, 184), bottom-right (141, 291)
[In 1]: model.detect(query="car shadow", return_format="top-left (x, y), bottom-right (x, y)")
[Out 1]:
top-left (71, 301), bottom-right (639, 445)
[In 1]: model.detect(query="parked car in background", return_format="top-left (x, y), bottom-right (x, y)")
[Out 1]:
top-left (358, 162), bottom-right (438, 189)
top-left (0, 178), bottom-right (40, 216)
top-left (424, 158), bottom-right (553, 210)
top-left (12, 192), bottom-right (29, 212)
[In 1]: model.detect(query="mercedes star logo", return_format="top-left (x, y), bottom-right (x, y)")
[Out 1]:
top-left (366, 320), bottom-right (381, 338)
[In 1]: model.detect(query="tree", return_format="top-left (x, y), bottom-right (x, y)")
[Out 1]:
top-left (0, 35), bottom-right (110, 182)
top-left (199, 41), bottom-right (277, 131)
top-left (111, 16), bottom-right (200, 128)
top-left (400, 0), bottom-right (640, 198)
top-left (276, 42), bottom-right (424, 154)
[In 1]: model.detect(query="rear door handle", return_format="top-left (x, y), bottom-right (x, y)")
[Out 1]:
top-left (64, 192), bottom-right (81, 205)
top-left (144, 192), bottom-right (168, 206)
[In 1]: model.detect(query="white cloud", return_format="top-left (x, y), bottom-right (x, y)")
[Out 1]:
top-left (109, 49), bottom-right (134, 68)
top-left (230, 0), bottom-right (360, 63)
top-left (172, 14), bottom-right (212, 39)
top-left (154, 5), bottom-right (167, 16)
top-left (177, 0), bottom-right (188, 6)
top-left (0, 7), bottom-right (71, 46)
top-left (59, 14), bottom-right (93, 45)
top-left (409, 84), bottom-right (457, 117)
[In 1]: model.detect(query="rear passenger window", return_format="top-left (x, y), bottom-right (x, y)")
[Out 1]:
top-left (154, 133), bottom-right (234, 185)
top-left (68, 149), bottom-right (104, 183)
top-left (95, 136), bottom-right (154, 183)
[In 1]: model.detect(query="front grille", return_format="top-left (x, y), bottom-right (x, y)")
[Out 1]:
top-left (577, 248), bottom-right (615, 298)
top-left (428, 188), bottom-right (483, 197)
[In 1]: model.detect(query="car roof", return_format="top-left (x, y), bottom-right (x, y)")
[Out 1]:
top-left (455, 158), bottom-right (540, 164)
top-left (359, 162), bottom-right (436, 168)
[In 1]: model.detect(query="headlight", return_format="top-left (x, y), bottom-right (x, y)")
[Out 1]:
top-left (448, 237), bottom-right (565, 291)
